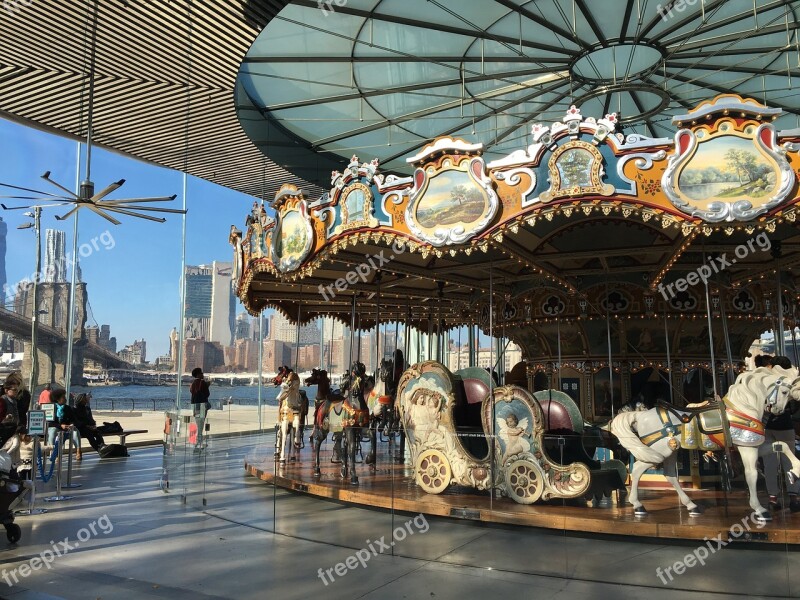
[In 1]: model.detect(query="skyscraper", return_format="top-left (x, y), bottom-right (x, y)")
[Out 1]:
top-left (269, 312), bottom-right (319, 344)
top-left (44, 229), bottom-right (66, 283)
top-left (209, 261), bottom-right (235, 347)
top-left (184, 265), bottom-right (213, 339)
top-left (235, 312), bottom-right (251, 340)
top-left (184, 262), bottom-right (236, 346)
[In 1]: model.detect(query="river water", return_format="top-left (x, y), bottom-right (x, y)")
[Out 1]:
top-left (69, 384), bottom-right (317, 412)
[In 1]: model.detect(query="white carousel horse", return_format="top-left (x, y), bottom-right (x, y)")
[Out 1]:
top-left (611, 366), bottom-right (800, 522)
top-left (275, 373), bottom-right (308, 463)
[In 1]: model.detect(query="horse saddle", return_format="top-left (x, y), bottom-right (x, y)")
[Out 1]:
top-left (670, 401), bottom-right (725, 451)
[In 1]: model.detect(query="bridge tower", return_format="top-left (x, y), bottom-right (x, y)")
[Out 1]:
top-left (15, 282), bottom-right (87, 388)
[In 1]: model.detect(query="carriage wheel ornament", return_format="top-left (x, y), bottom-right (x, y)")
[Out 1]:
top-left (415, 449), bottom-right (451, 494)
top-left (505, 460), bottom-right (545, 504)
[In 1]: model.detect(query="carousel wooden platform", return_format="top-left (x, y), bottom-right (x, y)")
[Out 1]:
top-left (245, 443), bottom-right (800, 546)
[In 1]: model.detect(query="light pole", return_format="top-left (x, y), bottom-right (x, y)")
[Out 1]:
top-left (18, 206), bottom-right (42, 395)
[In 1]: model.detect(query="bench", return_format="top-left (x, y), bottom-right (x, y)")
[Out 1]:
top-left (114, 429), bottom-right (148, 449)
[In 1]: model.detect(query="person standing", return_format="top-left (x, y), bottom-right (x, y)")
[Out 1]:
top-left (38, 383), bottom-right (52, 407)
top-left (763, 355), bottom-right (800, 512)
top-left (0, 379), bottom-right (21, 446)
top-left (190, 368), bottom-right (211, 451)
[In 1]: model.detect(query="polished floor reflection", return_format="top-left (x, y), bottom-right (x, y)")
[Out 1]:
top-left (0, 433), bottom-right (797, 599)
top-left (246, 439), bottom-right (800, 545)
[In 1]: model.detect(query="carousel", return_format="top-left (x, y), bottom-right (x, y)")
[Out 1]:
top-left (231, 93), bottom-right (800, 544)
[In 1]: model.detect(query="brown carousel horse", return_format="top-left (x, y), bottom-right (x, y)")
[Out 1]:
top-left (308, 362), bottom-right (370, 484)
top-left (304, 368), bottom-right (343, 462)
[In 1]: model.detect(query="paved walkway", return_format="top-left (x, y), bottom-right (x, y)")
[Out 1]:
top-left (75, 405), bottom-right (280, 450)
top-left (0, 433), bottom-right (797, 600)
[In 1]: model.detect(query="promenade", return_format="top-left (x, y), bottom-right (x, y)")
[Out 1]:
top-left (74, 405), bottom-right (281, 451)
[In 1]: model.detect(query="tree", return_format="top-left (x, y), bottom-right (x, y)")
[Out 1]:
top-left (450, 184), bottom-right (468, 205)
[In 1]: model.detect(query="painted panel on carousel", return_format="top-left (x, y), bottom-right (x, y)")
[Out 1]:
top-left (663, 95), bottom-right (794, 222)
top-left (405, 138), bottom-right (499, 247)
top-left (489, 106), bottom-right (670, 206)
top-left (485, 386), bottom-right (591, 502)
top-left (318, 155), bottom-right (385, 238)
top-left (245, 201), bottom-right (272, 261)
top-left (271, 184), bottom-right (314, 273)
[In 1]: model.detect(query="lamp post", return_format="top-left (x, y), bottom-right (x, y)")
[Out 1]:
top-left (18, 206), bottom-right (42, 395)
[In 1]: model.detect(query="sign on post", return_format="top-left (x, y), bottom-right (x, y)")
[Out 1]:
top-left (28, 410), bottom-right (46, 436)
top-left (41, 404), bottom-right (54, 421)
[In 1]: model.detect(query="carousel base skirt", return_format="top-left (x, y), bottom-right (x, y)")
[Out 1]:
top-left (245, 447), bottom-right (800, 545)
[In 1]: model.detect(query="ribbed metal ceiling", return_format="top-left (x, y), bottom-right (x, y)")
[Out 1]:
top-left (0, 0), bottom-right (323, 200)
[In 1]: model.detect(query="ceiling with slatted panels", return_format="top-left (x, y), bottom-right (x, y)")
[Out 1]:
top-left (0, 0), bottom-right (323, 200)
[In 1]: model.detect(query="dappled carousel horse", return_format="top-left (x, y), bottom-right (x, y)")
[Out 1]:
top-left (611, 366), bottom-right (800, 521)
top-left (310, 362), bottom-right (370, 484)
top-left (275, 372), bottom-right (309, 463)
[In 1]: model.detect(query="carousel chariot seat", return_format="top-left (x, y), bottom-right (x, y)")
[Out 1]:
top-left (398, 361), bottom-right (611, 504)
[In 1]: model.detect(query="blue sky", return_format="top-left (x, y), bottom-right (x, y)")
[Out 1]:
top-left (0, 117), bottom-right (256, 358)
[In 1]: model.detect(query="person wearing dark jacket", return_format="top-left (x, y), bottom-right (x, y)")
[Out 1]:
top-left (190, 367), bottom-right (211, 451)
top-left (74, 393), bottom-right (105, 455)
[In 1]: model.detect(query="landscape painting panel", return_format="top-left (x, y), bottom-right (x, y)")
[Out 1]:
top-left (416, 170), bottom-right (488, 228)
top-left (678, 135), bottom-right (776, 202)
top-left (279, 211), bottom-right (309, 260)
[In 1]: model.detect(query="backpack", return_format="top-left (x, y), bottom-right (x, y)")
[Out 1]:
top-left (97, 421), bottom-right (123, 434)
top-left (98, 443), bottom-right (128, 458)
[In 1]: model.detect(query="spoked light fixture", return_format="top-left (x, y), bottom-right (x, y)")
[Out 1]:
top-left (0, 172), bottom-right (182, 225)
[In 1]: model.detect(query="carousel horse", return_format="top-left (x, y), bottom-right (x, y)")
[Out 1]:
top-left (311, 362), bottom-right (370, 484)
top-left (275, 372), bottom-right (309, 463)
top-left (611, 366), bottom-right (800, 521)
top-left (365, 352), bottom-right (406, 464)
top-left (305, 368), bottom-right (345, 462)
top-left (272, 365), bottom-right (292, 387)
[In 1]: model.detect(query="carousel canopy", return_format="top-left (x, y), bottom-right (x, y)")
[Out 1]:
top-left (238, 0), bottom-right (800, 187)
top-left (230, 2), bottom-right (800, 366)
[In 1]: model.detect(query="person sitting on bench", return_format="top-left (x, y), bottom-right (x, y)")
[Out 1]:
top-left (74, 393), bottom-right (105, 455)
top-left (47, 389), bottom-right (81, 460)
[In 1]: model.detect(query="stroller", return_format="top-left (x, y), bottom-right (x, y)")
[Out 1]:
top-left (0, 443), bottom-right (30, 543)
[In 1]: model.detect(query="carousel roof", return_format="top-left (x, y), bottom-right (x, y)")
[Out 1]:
top-left (238, 0), bottom-right (800, 188)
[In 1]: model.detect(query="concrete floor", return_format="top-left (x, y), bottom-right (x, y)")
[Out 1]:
top-left (0, 433), bottom-right (798, 600)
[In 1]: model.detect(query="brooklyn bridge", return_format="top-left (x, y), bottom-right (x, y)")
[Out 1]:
top-left (0, 281), bottom-right (130, 386)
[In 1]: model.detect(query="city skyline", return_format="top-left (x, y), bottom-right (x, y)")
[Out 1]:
top-left (0, 116), bottom-right (259, 359)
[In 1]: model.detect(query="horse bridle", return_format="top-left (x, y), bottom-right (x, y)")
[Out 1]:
top-left (765, 376), bottom-right (791, 413)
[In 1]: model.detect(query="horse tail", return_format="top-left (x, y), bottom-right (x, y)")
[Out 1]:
top-left (610, 411), bottom-right (665, 464)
